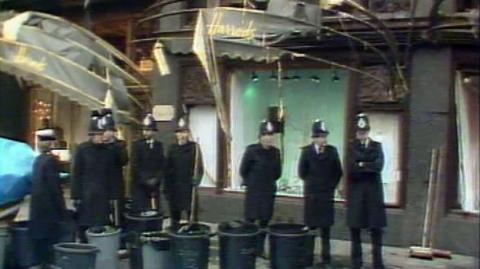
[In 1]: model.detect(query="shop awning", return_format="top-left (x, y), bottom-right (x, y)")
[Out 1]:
top-left (139, 7), bottom-right (319, 62)
top-left (0, 11), bottom-right (147, 119)
top-left (162, 38), bottom-right (288, 62)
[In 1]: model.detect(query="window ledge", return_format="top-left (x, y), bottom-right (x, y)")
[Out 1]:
top-left (447, 209), bottom-right (480, 220)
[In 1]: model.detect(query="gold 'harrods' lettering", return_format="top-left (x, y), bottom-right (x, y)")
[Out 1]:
top-left (13, 46), bottom-right (47, 72)
top-left (207, 12), bottom-right (256, 40)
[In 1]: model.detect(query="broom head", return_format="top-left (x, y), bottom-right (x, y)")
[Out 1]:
top-left (409, 246), bottom-right (434, 260)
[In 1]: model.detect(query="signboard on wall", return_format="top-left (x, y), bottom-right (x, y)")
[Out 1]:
top-left (153, 105), bottom-right (175, 121)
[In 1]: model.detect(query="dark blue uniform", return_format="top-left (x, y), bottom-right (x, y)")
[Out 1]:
top-left (298, 144), bottom-right (343, 227)
top-left (347, 138), bottom-right (386, 269)
top-left (71, 141), bottom-right (115, 227)
top-left (164, 141), bottom-right (204, 227)
top-left (131, 138), bottom-right (165, 212)
top-left (240, 143), bottom-right (282, 222)
top-left (347, 139), bottom-right (386, 228)
top-left (29, 153), bottom-right (66, 265)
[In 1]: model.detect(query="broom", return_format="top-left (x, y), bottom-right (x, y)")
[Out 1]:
top-left (409, 149), bottom-right (438, 259)
top-left (429, 148), bottom-right (452, 259)
top-left (189, 141), bottom-right (200, 225)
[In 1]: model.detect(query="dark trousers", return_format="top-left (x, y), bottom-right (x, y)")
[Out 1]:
top-left (169, 208), bottom-right (191, 229)
top-left (310, 226), bottom-right (332, 264)
top-left (78, 226), bottom-right (89, 243)
top-left (33, 238), bottom-right (56, 267)
top-left (350, 228), bottom-right (384, 269)
top-left (131, 184), bottom-right (160, 213)
top-left (247, 219), bottom-right (269, 256)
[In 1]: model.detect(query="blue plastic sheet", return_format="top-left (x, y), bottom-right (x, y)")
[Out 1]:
top-left (0, 137), bottom-right (37, 206)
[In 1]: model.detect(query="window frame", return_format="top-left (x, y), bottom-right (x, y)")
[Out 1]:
top-left (448, 70), bottom-right (480, 215)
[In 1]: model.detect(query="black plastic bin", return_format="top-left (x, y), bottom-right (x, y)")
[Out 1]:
top-left (125, 211), bottom-right (164, 234)
top-left (141, 232), bottom-right (174, 269)
top-left (218, 221), bottom-right (260, 269)
top-left (9, 221), bottom-right (39, 268)
top-left (125, 211), bottom-right (165, 269)
top-left (54, 243), bottom-right (99, 269)
top-left (168, 223), bottom-right (211, 269)
top-left (268, 223), bottom-right (314, 269)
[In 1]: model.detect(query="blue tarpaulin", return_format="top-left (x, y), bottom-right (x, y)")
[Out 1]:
top-left (0, 137), bottom-right (36, 206)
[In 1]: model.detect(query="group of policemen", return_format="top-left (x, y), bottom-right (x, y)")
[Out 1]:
top-left (240, 113), bottom-right (386, 269)
top-left (28, 109), bottom-right (385, 269)
top-left (28, 109), bottom-right (203, 268)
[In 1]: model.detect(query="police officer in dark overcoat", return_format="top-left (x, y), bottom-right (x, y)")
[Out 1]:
top-left (347, 113), bottom-right (387, 269)
top-left (29, 126), bottom-right (67, 268)
top-left (240, 120), bottom-right (282, 256)
top-left (131, 114), bottom-right (165, 213)
top-left (100, 108), bottom-right (128, 226)
top-left (71, 111), bottom-right (115, 242)
top-left (164, 118), bottom-right (204, 229)
top-left (298, 119), bottom-right (342, 267)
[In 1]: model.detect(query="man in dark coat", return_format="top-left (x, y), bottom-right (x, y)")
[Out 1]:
top-left (29, 126), bottom-right (67, 268)
top-left (164, 118), bottom-right (204, 229)
top-left (298, 119), bottom-right (342, 267)
top-left (347, 113), bottom-right (386, 269)
top-left (71, 111), bottom-right (115, 242)
top-left (131, 114), bottom-right (165, 213)
top-left (100, 108), bottom-right (128, 226)
top-left (240, 120), bottom-right (282, 256)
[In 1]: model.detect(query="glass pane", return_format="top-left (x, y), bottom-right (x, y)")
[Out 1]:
top-left (229, 69), bottom-right (349, 197)
top-left (368, 112), bottom-right (402, 205)
top-left (455, 73), bottom-right (479, 213)
top-left (190, 106), bottom-right (218, 188)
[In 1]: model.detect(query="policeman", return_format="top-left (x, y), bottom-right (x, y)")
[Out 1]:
top-left (347, 113), bottom-right (386, 269)
top-left (298, 119), bottom-right (342, 268)
top-left (164, 118), bottom-right (204, 229)
top-left (131, 113), bottom-right (165, 213)
top-left (100, 108), bottom-right (128, 226)
top-left (71, 111), bottom-right (115, 242)
top-left (240, 120), bottom-right (282, 257)
top-left (29, 126), bottom-right (67, 268)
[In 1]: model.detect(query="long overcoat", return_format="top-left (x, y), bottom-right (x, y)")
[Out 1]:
top-left (298, 144), bottom-right (343, 227)
top-left (71, 141), bottom-right (114, 226)
top-left (346, 139), bottom-right (387, 229)
top-left (240, 144), bottom-right (282, 221)
top-left (105, 138), bottom-right (128, 200)
top-left (164, 141), bottom-right (204, 212)
top-left (131, 138), bottom-right (165, 212)
top-left (29, 153), bottom-right (66, 239)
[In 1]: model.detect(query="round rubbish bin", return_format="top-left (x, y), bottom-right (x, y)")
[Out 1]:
top-left (125, 210), bottom-right (164, 234)
top-left (168, 223), bottom-right (211, 269)
top-left (141, 232), bottom-right (174, 269)
top-left (125, 211), bottom-right (164, 269)
top-left (0, 225), bottom-right (8, 269)
top-left (268, 223), bottom-right (314, 269)
top-left (218, 221), bottom-right (260, 269)
top-left (9, 221), bottom-right (39, 268)
top-left (86, 226), bottom-right (121, 269)
top-left (54, 243), bottom-right (99, 269)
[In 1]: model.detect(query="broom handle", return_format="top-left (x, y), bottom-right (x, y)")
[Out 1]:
top-left (429, 148), bottom-right (444, 248)
top-left (422, 149), bottom-right (438, 247)
top-left (189, 142), bottom-right (200, 224)
top-left (150, 195), bottom-right (157, 210)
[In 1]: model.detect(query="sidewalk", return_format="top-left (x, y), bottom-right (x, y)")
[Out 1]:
top-left (119, 237), bottom-right (479, 269)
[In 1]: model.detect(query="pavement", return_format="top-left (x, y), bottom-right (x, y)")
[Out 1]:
top-left (118, 235), bottom-right (479, 269)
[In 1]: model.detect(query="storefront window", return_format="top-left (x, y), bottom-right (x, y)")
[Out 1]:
top-left (189, 105), bottom-right (218, 188)
top-left (229, 69), bottom-right (349, 197)
top-left (367, 112), bottom-right (403, 205)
